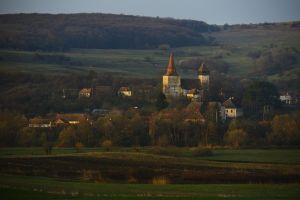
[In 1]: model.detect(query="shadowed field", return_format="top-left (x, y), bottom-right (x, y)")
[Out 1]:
top-left (1, 147), bottom-right (300, 164)
top-left (0, 148), bottom-right (300, 184)
top-left (0, 148), bottom-right (300, 199)
top-left (0, 174), bottom-right (300, 200)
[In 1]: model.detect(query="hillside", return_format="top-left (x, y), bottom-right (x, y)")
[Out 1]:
top-left (0, 15), bottom-right (299, 94)
top-left (0, 13), bottom-right (219, 51)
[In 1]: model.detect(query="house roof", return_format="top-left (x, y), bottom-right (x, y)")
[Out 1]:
top-left (223, 98), bottom-right (237, 108)
top-left (165, 53), bottom-right (178, 76)
top-left (79, 88), bottom-right (92, 94)
top-left (198, 63), bottom-right (210, 75)
top-left (29, 117), bottom-right (52, 124)
top-left (56, 113), bottom-right (88, 122)
top-left (119, 87), bottom-right (131, 92)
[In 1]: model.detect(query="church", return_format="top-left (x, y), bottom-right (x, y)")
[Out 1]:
top-left (162, 53), bottom-right (210, 100)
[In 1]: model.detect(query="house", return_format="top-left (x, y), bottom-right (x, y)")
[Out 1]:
top-left (28, 117), bottom-right (54, 128)
top-left (222, 98), bottom-right (243, 119)
top-left (280, 93), bottom-right (293, 104)
top-left (79, 88), bottom-right (92, 98)
top-left (118, 87), bottom-right (132, 97)
top-left (55, 113), bottom-right (89, 125)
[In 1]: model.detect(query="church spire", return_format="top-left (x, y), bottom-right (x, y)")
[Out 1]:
top-left (165, 52), bottom-right (178, 76)
top-left (198, 63), bottom-right (210, 75)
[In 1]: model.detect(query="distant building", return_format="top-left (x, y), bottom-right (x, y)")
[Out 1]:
top-left (280, 93), bottom-right (293, 104)
top-left (28, 117), bottom-right (54, 128)
top-left (162, 53), bottom-right (209, 98)
top-left (222, 98), bottom-right (243, 119)
top-left (55, 113), bottom-right (89, 125)
top-left (79, 88), bottom-right (92, 98)
top-left (162, 53), bottom-right (182, 97)
top-left (118, 87), bottom-right (132, 97)
top-left (198, 63), bottom-right (210, 90)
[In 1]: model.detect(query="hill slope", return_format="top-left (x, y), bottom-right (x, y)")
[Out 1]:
top-left (0, 13), bottom-right (219, 51)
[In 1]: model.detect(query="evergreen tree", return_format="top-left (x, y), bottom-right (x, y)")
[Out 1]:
top-left (155, 92), bottom-right (169, 111)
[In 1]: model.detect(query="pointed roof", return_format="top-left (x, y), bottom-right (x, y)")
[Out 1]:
top-left (184, 102), bottom-right (205, 123)
top-left (165, 53), bottom-right (178, 76)
top-left (198, 63), bottom-right (210, 75)
top-left (223, 98), bottom-right (236, 108)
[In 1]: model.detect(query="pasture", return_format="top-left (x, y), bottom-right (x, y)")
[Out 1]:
top-left (0, 148), bottom-right (300, 199)
top-left (1, 174), bottom-right (300, 200)
top-left (0, 25), bottom-right (299, 79)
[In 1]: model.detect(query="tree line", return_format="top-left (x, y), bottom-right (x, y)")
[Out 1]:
top-left (0, 109), bottom-right (299, 149)
top-left (0, 13), bottom-right (219, 51)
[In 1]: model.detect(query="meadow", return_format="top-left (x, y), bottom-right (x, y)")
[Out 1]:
top-left (0, 25), bottom-right (299, 80)
top-left (1, 147), bottom-right (300, 164)
top-left (1, 174), bottom-right (300, 200)
top-left (0, 147), bottom-right (300, 199)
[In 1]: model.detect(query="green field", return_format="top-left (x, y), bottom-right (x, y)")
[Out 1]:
top-left (1, 147), bottom-right (300, 164)
top-left (0, 148), bottom-right (300, 199)
top-left (0, 174), bottom-right (300, 200)
top-left (1, 26), bottom-right (299, 80)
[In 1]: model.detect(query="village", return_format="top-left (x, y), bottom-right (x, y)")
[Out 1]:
top-left (28, 53), bottom-right (298, 130)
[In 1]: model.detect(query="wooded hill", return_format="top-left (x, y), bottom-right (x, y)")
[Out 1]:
top-left (0, 13), bottom-right (219, 51)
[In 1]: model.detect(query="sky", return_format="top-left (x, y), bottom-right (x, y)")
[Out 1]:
top-left (0, 0), bottom-right (299, 25)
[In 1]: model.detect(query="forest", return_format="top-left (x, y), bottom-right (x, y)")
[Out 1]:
top-left (0, 13), bottom-right (219, 51)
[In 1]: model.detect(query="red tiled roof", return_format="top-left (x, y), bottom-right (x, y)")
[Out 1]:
top-left (165, 53), bottom-right (178, 76)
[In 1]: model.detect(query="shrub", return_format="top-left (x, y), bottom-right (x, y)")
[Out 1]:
top-left (224, 129), bottom-right (247, 148)
top-left (152, 176), bottom-right (169, 185)
top-left (75, 142), bottom-right (84, 153)
top-left (102, 140), bottom-right (113, 151)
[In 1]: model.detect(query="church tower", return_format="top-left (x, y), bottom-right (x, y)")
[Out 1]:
top-left (198, 63), bottom-right (210, 90)
top-left (162, 53), bottom-right (182, 97)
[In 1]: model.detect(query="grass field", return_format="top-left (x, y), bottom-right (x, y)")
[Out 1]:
top-left (0, 148), bottom-right (299, 183)
top-left (1, 26), bottom-right (299, 79)
top-left (0, 148), bottom-right (300, 199)
top-left (1, 147), bottom-right (300, 164)
top-left (0, 174), bottom-right (300, 200)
